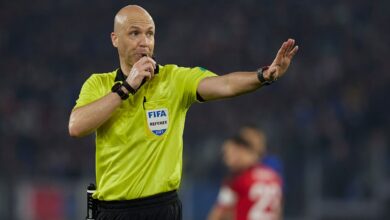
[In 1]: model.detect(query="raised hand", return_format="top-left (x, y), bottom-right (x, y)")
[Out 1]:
top-left (264, 39), bottom-right (299, 81)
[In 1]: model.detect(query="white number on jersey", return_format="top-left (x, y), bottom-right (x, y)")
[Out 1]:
top-left (248, 183), bottom-right (281, 220)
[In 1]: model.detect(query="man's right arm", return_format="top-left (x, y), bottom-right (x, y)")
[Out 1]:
top-left (208, 186), bottom-right (236, 220)
top-left (69, 57), bottom-right (156, 137)
top-left (68, 92), bottom-right (122, 137)
top-left (207, 205), bottom-right (233, 220)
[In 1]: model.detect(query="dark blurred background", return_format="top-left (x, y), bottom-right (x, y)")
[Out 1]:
top-left (0, 0), bottom-right (389, 219)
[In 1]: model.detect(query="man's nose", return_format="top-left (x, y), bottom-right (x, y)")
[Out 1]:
top-left (139, 34), bottom-right (151, 47)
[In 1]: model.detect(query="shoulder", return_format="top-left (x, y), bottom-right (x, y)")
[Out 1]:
top-left (252, 165), bottom-right (282, 183)
top-left (159, 64), bottom-right (179, 72)
top-left (160, 64), bottom-right (188, 75)
top-left (88, 70), bottom-right (116, 82)
top-left (81, 70), bottom-right (116, 89)
top-left (160, 64), bottom-right (209, 74)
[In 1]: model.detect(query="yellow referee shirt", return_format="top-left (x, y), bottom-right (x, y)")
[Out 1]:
top-left (74, 64), bottom-right (216, 201)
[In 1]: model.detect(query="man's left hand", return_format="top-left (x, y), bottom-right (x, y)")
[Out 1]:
top-left (264, 38), bottom-right (299, 81)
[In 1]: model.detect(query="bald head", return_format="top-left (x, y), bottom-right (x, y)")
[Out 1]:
top-left (111, 5), bottom-right (155, 75)
top-left (114, 5), bottom-right (154, 33)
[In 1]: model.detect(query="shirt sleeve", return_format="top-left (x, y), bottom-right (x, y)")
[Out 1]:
top-left (73, 74), bottom-right (103, 109)
top-left (216, 185), bottom-right (237, 208)
top-left (176, 66), bottom-right (217, 108)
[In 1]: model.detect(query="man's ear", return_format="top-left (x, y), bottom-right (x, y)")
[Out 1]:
top-left (111, 32), bottom-right (118, 48)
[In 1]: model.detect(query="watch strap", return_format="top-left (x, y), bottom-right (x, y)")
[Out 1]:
top-left (257, 66), bottom-right (274, 86)
top-left (111, 82), bottom-right (129, 100)
top-left (122, 81), bottom-right (137, 95)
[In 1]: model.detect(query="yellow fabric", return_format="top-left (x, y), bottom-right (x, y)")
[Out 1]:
top-left (74, 64), bottom-right (216, 200)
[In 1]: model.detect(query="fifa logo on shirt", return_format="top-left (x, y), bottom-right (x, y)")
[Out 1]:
top-left (148, 110), bottom-right (167, 118)
top-left (146, 108), bottom-right (169, 136)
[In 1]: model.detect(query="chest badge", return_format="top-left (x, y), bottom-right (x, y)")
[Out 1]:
top-left (146, 108), bottom-right (169, 136)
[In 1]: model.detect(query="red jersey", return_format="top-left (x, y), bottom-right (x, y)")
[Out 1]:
top-left (216, 165), bottom-right (282, 220)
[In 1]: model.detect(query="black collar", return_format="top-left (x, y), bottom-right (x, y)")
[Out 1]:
top-left (114, 68), bottom-right (126, 82)
top-left (115, 65), bottom-right (160, 82)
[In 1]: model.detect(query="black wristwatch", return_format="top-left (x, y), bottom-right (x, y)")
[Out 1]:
top-left (257, 66), bottom-right (275, 86)
top-left (111, 82), bottom-right (129, 100)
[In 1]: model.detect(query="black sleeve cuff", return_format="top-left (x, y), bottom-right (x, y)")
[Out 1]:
top-left (196, 92), bottom-right (205, 102)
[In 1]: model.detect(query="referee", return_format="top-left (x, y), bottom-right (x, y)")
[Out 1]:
top-left (68, 5), bottom-right (298, 220)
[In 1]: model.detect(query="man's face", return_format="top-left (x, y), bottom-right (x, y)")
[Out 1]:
top-left (222, 141), bottom-right (255, 172)
top-left (112, 14), bottom-right (155, 66)
top-left (240, 128), bottom-right (266, 157)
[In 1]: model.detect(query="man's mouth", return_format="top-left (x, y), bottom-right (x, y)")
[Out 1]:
top-left (135, 51), bottom-right (150, 56)
top-left (132, 51), bottom-right (154, 64)
top-left (133, 53), bottom-right (146, 61)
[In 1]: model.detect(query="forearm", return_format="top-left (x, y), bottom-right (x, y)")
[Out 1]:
top-left (198, 71), bottom-right (262, 101)
top-left (68, 92), bottom-right (122, 137)
top-left (208, 205), bottom-right (234, 220)
top-left (198, 39), bottom-right (298, 101)
top-left (224, 71), bottom-right (262, 97)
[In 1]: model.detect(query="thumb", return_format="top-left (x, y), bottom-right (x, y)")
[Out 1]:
top-left (265, 66), bottom-right (278, 81)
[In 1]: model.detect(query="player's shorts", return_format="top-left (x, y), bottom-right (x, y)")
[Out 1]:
top-left (96, 190), bottom-right (182, 220)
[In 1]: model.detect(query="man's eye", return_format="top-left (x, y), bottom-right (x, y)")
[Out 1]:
top-left (130, 31), bottom-right (139, 36)
top-left (147, 32), bottom-right (154, 37)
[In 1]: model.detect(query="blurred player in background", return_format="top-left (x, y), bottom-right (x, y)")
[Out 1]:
top-left (208, 133), bottom-right (283, 220)
top-left (240, 126), bottom-right (284, 183)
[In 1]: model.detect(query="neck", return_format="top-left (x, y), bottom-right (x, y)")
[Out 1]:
top-left (231, 164), bottom-right (252, 175)
top-left (240, 160), bottom-right (257, 171)
top-left (119, 59), bottom-right (132, 77)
